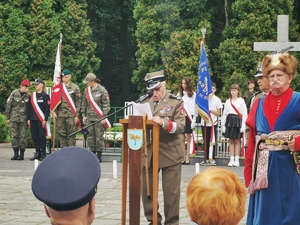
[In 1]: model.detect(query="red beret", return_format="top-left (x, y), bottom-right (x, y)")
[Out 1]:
top-left (21, 79), bottom-right (30, 87)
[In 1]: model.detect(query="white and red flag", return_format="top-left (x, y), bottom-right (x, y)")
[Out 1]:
top-left (50, 37), bottom-right (62, 112)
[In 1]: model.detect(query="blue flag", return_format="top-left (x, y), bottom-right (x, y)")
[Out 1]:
top-left (195, 42), bottom-right (213, 123)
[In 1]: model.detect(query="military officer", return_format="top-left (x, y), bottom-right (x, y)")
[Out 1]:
top-left (141, 70), bottom-right (185, 225)
top-left (250, 62), bottom-right (272, 108)
top-left (81, 73), bottom-right (110, 162)
top-left (32, 146), bottom-right (100, 224)
top-left (5, 79), bottom-right (30, 160)
top-left (52, 69), bottom-right (81, 147)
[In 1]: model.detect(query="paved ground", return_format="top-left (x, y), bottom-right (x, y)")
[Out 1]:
top-left (0, 141), bottom-right (248, 224)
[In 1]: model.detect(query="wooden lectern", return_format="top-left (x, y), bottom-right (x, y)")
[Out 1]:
top-left (120, 116), bottom-right (160, 225)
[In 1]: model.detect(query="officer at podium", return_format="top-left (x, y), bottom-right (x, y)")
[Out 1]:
top-left (142, 70), bottom-right (185, 225)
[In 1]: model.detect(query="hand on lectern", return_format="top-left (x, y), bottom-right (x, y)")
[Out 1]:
top-left (152, 116), bottom-right (163, 126)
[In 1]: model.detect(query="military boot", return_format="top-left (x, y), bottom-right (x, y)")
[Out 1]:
top-left (17, 148), bottom-right (25, 160)
top-left (39, 149), bottom-right (46, 161)
top-left (97, 151), bottom-right (102, 162)
top-left (11, 148), bottom-right (19, 160)
top-left (30, 149), bottom-right (40, 161)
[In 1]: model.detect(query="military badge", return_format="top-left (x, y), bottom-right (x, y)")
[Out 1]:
top-left (160, 105), bottom-right (173, 114)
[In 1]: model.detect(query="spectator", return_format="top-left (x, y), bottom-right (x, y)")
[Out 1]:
top-left (178, 76), bottom-right (197, 165)
top-left (186, 167), bottom-right (247, 225)
top-left (200, 82), bottom-right (222, 166)
top-left (32, 146), bottom-right (100, 225)
top-left (243, 80), bottom-right (256, 111)
top-left (221, 84), bottom-right (247, 167)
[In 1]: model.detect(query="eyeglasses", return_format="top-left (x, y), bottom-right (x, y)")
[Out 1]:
top-left (268, 73), bottom-right (286, 80)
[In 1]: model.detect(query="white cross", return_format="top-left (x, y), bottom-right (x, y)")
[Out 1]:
top-left (254, 15), bottom-right (300, 52)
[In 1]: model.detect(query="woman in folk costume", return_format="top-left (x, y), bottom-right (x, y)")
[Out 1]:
top-left (221, 84), bottom-right (247, 167)
top-left (26, 78), bottom-right (50, 161)
top-left (81, 73), bottom-right (111, 162)
top-left (244, 52), bottom-right (300, 225)
top-left (178, 76), bottom-right (197, 165)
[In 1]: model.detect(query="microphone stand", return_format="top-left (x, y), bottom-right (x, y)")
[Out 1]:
top-left (69, 103), bottom-right (134, 138)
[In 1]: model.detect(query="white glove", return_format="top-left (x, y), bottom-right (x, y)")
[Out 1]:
top-left (240, 125), bottom-right (246, 133)
top-left (222, 126), bottom-right (226, 133)
top-left (191, 121), bottom-right (196, 129)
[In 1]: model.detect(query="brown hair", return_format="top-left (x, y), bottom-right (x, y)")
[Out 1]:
top-left (178, 76), bottom-right (194, 97)
top-left (229, 84), bottom-right (242, 98)
top-left (186, 167), bottom-right (247, 225)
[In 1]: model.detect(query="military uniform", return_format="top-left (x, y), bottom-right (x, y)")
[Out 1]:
top-left (27, 87), bottom-right (50, 161)
top-left (5, 88), bottom-right (30, 160)
top-left (56, 82), bottom-right (81, 147)
top-left (32, 146), bottom-right (100, 224)
top-left (142, 71), bottom-right (185, 225)
top-left (82, 84), bottom-right (110, 159)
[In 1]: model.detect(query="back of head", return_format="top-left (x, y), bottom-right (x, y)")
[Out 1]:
top-left (186, 167), bottom-right (246, 225)
top-left (32, 147), bottom-right (101, 211)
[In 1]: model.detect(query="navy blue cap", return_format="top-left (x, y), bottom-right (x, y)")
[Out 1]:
top-left (31, 147), bottom-right (100, 211)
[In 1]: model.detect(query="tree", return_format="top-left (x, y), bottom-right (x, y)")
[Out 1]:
top-left (213, 0), bottom-right (299, 101)
top-left (0, 0), bottom-right (100, 112)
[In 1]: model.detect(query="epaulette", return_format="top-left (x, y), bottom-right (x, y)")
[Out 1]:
top-left (169, 94), bottom-right (181, 100)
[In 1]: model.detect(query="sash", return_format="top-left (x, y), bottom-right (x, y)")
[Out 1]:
top-left (31, 93), bottom-right (51, 137)
top-left (230, 98), bottom-right (245, 157)
top-left (62, 84), bottom-right (81, 128)
top-left (248, 130), bottom-right (300, 194)
top-left (86, 86), bottom-right (111, 129)
top-left (182, 107), bottom-right (196, 154)
top-left (208, 113), bottom-right (216, 159)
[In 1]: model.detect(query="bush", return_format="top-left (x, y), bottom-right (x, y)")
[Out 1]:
top-left (0, 113), bottom-right (10, 142)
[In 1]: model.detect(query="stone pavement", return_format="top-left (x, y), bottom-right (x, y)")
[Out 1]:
top-left (0, 141), bottom-right (248, 225)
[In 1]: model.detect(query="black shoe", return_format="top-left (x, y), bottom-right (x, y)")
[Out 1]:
top-left (182, 160), bottom-right (186, 165)
top-left (11, 148), bottom-right (19, 160)
top-left (17, 149), bottom-right (25, 160)
top-left (30, 153), bottom-right (40, 161)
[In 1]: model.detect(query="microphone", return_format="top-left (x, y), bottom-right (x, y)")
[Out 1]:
top-left (135, 90), bottom-right (153, 103)
top-left (69, 90), bottom-right (153, 137)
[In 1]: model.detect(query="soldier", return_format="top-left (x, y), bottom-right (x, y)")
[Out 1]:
top-left (81, 73), bottom-right (110, 162)
top-left (250, 62), bottom-right (272, 108)
top-left (27, 78), bottom-right (50, 161)
top-left (5, 79), bottom-right (30, 160)
top-left (52, 69), bottom-right (81, 147)
top-left (32, 146), bottom-right (100, 224)
top-left (142, 70), bottom-right (185, 225)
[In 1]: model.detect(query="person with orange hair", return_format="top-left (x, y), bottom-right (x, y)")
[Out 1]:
top-left (186, 167), bottom-right (247, 225)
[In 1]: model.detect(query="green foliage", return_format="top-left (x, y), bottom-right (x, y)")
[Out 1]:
top-left (0, 0), bottom-right (100, 112)
top-left (214, 0), bottom-right (300, 98)
top-left (0, 113), bottom-right (9, 142)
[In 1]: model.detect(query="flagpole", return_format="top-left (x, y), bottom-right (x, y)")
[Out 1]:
top-left (52, 33), bottom-right (62, 153)
top-left (201, 28), bottom-right (208, 164)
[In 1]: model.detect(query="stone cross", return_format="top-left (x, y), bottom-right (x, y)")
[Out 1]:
top-left (254, 15), bottom-right (300, 52)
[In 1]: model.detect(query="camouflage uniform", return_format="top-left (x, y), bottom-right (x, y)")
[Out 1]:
top-left (56, 83), bottom-right (81, 147)
top-left (81, 84), bottom-right (110, 158)
top-left (5, 89), bottom-right (30, 159)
